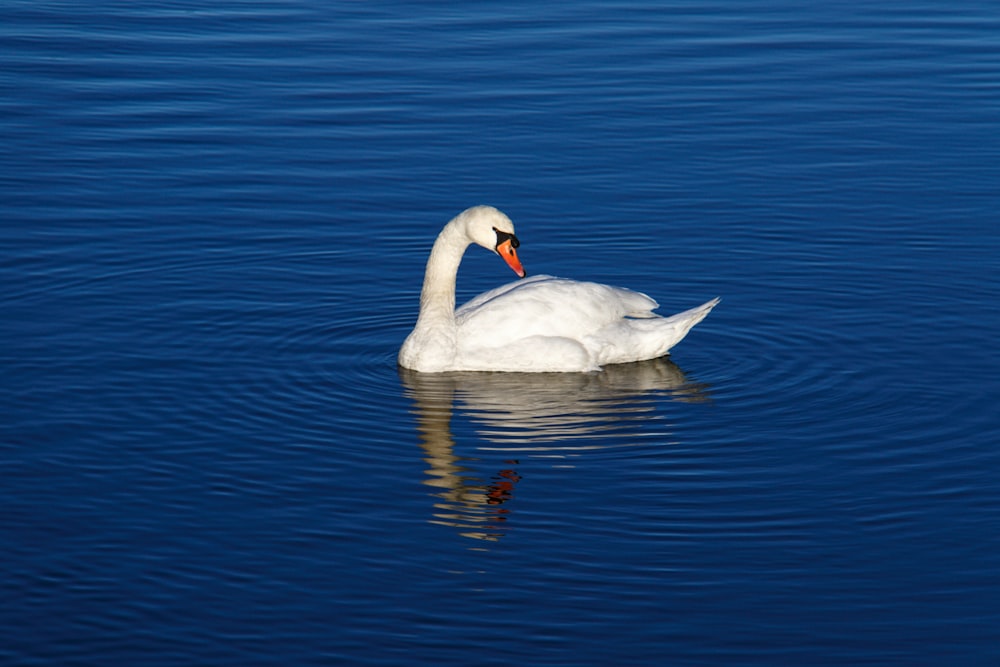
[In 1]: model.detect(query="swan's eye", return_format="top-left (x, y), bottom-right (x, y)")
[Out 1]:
top-left (493, 228), bottom-right (520, 250)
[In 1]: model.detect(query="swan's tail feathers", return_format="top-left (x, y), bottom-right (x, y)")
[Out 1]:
top-left (666, 297), bottom-right (720, 330)
top-left (594, 297), bottom-right (720, 366)
top-left (655, 296), bottom-right (720, 352)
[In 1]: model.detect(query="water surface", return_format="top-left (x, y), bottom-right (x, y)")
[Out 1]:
top-left (2, 1), bottom-right (999, 665)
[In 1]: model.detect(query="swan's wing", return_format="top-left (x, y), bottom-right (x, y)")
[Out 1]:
top-left (455, 275), bottom-right (659, 346)
top-left (456, 274), bottom-right (554, 314)
top-left (590, 297), bottom-right (720, 365)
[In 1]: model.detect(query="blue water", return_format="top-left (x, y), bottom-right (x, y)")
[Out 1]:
top-left (3, 1), bottom-right (1000, 665)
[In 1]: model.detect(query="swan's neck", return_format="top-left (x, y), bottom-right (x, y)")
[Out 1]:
top-left (416, 221), bottom-right (469, 327)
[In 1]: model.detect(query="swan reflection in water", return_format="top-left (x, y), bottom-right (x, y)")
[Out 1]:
top-left (399, 357), bottom-right (710, 542)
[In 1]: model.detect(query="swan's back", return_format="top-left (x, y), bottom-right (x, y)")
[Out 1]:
top-left (455, 275), bottom-right (658, 345)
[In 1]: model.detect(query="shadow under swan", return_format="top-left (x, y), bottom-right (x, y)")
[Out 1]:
top-left (399, 357), bottom-right (711, 542)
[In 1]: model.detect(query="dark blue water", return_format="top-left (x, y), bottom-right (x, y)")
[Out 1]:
top-left (3, 2), bottom-right (999, 665)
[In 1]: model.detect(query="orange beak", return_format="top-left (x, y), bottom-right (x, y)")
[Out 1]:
top-left (497, 239), bottom-right (526, 278)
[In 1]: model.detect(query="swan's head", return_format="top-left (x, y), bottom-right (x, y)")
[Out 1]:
top-left (461, 205), bottom-right (526, 278)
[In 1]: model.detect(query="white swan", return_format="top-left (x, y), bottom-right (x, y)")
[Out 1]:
top-left (398, 205), bottom-right (719, 373)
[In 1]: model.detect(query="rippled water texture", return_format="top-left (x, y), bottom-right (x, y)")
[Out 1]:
top-left (3, 1), bottom-right (1000, 665)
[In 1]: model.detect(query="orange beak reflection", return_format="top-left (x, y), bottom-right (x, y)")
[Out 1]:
top-left (497, 239), bottom-right (526, 278)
